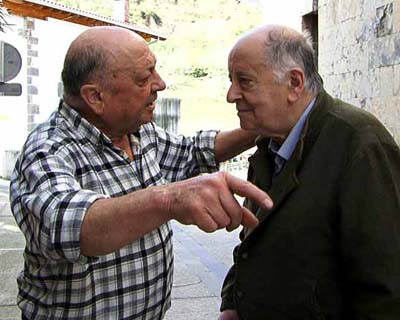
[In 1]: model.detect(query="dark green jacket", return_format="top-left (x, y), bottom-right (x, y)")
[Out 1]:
top-left (221, 91), bottom-right (400, 319)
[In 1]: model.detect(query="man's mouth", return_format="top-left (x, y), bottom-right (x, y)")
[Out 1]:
top-left (237, 108), bottom-right (252, 115)
top-left (146, 102), bottom-right (156, 111)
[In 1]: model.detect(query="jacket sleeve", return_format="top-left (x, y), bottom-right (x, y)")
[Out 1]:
top-left (339, 129), bottom-right (400, 317)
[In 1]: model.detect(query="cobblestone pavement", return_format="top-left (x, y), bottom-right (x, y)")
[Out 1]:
top-left (0, 169), bottom-right (246, 320)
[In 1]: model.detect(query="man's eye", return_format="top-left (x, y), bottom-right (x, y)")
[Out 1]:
top-left (138, 77), bottom-right (150, 86)
top-left (239, 78), bottom-right (252, 86)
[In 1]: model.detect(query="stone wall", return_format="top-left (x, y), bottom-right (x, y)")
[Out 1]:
top-left (318, 0), bottom-right (400, 144)
top-left (24, 17), bottom-right (40, 132)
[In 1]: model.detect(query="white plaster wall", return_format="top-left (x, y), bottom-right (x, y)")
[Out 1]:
top-left (36, 18), bottom-right (86, 123)
top-left (0, 16), bottom-right (86, 178)
top-left (0, 15), bottom-right (27, 177)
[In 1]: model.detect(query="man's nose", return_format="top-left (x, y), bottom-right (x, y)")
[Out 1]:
top-left (226, 84), bottom-right (240, 103)
top-left (153, 71), bottom-right (166, 92)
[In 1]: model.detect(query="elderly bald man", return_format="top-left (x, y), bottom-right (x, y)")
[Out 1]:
top-left (220, 24), bottom-right (400, 320)
top-left (9, 26), bottom-right (273, 320)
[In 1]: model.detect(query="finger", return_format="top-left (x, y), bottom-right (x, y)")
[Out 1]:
top-left (219, 190), bottom-right (242, 231)
top-left (240, 207), bottom-right (259, 229)
top-left (225, 173), bottom-right (273, 210)
top-left (204, 194), bottom-right (232, 229)
top-left (226, 207), bottom-right (258, 232)
top-left (195, 211), bottom-right (219, 233)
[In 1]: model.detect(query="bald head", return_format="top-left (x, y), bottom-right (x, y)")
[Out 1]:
top-left (235, 24), bottom-right (300, 49)
top-left (61, 26), bottom-right (148, 98)
top-left (232, 24), bottom-right (322, 95)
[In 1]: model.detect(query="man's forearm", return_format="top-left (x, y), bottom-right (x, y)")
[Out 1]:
top-left (214, 129), bottom-right (257, 162)
top-left (80, 186), bottom-right (171, 256)
top-left (80, 172), bottom-right (273, 257)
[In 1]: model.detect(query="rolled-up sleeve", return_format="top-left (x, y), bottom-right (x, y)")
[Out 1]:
top-left (148, 123), bottom-right (219, 182)
top-left (11, 151), bottom-right (106, 263)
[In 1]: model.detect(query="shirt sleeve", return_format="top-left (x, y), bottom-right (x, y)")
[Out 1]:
top-left (11, 149), bottom-right (107, 264)
top-left (150, 123), bottom-right (220, 182)
top-left (339, 130), bottom-right (400, 317)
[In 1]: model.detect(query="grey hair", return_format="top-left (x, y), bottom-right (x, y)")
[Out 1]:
top-left (262, 27), bottom-right (323, 95)
top-left (61, 42), bottom-right (111, 97)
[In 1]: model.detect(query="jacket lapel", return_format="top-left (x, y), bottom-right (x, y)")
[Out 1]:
top-left (249, 130), bottom-right (307, 225)
top-left (243, 91), bottom-right (330, 238)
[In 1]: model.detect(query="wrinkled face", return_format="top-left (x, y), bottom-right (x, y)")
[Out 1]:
top-left (100, 40), bottom-right (166, 134)
top-left (227, 38), bottom-right (292, 140)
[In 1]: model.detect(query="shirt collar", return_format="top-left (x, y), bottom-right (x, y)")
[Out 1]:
top-left (59, 100), bottom-right (113, 147)
top-left (269, 97), bottom-right (316, 161)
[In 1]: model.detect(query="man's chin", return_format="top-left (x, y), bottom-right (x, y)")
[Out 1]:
top-left (239, 120), bottom-right (255, 131)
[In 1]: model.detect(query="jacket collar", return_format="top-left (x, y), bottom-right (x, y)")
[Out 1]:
top-left (248, 90), bottom-right (332, 224)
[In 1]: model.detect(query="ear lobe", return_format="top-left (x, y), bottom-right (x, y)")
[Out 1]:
top-left (287, 68), bottom-right (305, 104)
top-left (80, 84), bottom-right (104, 115)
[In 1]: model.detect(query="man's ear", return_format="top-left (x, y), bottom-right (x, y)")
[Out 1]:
top-left (80, 84), bottom-right (104, 115)
top-left (287, 68), bottom-right (305, 104)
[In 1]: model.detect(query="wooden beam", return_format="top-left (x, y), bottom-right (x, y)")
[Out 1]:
top-left (2, 0), bottom-right (166, 41)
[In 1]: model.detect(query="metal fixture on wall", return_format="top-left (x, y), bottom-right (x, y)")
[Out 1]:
top-left (0, 40), bottom-right (22, 96)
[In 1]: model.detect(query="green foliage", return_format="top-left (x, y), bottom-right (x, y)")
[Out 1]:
top-left (184, 67), bottom-right (208, 78)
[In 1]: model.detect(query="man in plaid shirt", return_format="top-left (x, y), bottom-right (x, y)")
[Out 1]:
top-left (10, 27), bottom-right (273, 319)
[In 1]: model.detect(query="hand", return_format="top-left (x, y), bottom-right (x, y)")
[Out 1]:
top-left (219, 309), bottom-right (239, 320)
top-left (163, 171), bottom-right (273, 232)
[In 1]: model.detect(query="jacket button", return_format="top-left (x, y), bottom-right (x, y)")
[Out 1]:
top-left (236, 290), bottom-right (243, 298)
top-left (241, 252), bottom-right (248, 259)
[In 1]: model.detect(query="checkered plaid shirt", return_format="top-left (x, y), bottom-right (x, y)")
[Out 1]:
top-left (10, 101), bottom-right (219, 320)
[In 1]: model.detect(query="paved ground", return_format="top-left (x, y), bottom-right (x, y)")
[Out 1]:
top-left (0, 170), bottom-right (245, 320)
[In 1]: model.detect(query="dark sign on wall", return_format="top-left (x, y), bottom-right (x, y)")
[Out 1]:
top-left (0, 40), bottom-right (22, 96)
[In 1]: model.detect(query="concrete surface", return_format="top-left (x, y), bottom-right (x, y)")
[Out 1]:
top-left (0, 172), bottom-right (245, 320)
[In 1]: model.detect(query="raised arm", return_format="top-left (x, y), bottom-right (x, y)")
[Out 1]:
top-left (214, 129), bottom-right (258, 162)
top-left (80, 171), bottom-right (273, 256)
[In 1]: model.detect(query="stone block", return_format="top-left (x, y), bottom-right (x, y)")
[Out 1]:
top-left (27, 115), bottom-right (35, 125)
top-left (27, 85), bottom-right (38, 95)
top-left (28, 104), bottom-right (39, 115)
top-left (325, 1), bottom-right (339, 26)
top-left (27, 67), bottom-right (39, 77)
top-left (27, 37), bottom-right (38, 45)
top-left (369, 35), bottom-right (400, 68)
top-left (337, 0), bottom-right (360, 22)
top-left (376, 3), bottom-right (394, 37)
top-left (394, 63), bottom-right (400, 95)
top-left (368, 68), bottom-right (380, 97)
top-left (357, 71), bottom-right (373, 99)
top-left (27, 49), bottom-right (38, 57)
top-left (370, 96), bottom-right (400, 132)
top-left (394, 0), bottom-right (400, 32)
top-left (24, 18), bottom-right (34, 30)
top-left (379, 66), bottom-right (395, 97)
top-left (361, 0), bottom-right (377, 19)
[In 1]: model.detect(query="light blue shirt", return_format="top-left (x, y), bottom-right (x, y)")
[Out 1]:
top-left (269, 98), bottom-right (316, 175)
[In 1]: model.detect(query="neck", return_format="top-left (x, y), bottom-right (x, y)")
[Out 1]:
top-left (64, 95), bottom-right (135, 161)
